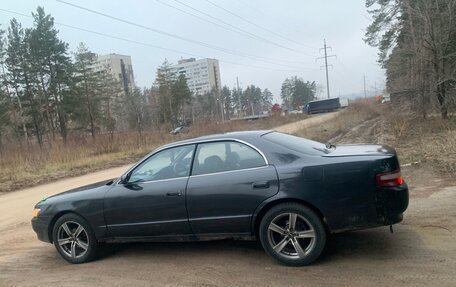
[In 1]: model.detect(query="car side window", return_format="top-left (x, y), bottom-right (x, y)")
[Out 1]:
top-left (192, 141), bottom-right (266, 176)
top-left (128, 144), bottom-right (195, 183)
top-left (229, 142), bottom-right (267, 169)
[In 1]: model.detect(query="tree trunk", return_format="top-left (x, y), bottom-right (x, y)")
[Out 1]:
top-left (22, 62), bottom-right (42, 147)
top-left (57, 83), bottom-right (68, 143)
top-left (40, 74), bottom-right (55, 141)
top-left (437, 82), bottom-right (448, 119)
top-left (12, 85), bottom-right (28, 141)
top-left (0, 64), bottom-right (20, 138)
top-left (84, 76), bottom-right (96, 139)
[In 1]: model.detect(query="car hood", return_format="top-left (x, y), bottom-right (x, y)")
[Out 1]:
top-left (323, 144), bottom-right (396, 157)
top-left (45, 179), bottom-right (115, 202)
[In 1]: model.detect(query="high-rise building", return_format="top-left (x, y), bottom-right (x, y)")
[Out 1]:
top-left (172, 58), bottom-right (221, 96)
top-left (89, 53), bottom-right (135, 131)
top-left (92, 53), bottom-right (135, 96)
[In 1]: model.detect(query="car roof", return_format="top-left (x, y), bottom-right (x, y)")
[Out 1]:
top-left (160, 130), bottom-right (272, 150)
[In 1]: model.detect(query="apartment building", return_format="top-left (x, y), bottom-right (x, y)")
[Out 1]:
top-left (172, 58), bottom-right (221, 96)
top-left (92, 53), bottom-right (135, 96)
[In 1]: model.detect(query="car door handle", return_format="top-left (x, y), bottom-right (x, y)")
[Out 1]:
top-left (253, 182), bottom-right (270, 189)
top-left (166, 192), bottom-right (182, 197)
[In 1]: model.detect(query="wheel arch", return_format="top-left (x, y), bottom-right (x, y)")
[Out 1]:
top-left (47, 210), bottom-right (89, 243)
top-left (253, 198), bottom-right (329, 238)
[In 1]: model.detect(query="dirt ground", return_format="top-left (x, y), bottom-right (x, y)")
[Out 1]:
top-left (0, 114), bottom-right (455, 287)
top-left (274, 111), bottom-right (340, 134)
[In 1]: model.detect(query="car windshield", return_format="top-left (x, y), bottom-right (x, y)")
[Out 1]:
top-left (262, 132), bottom-right (332, 155)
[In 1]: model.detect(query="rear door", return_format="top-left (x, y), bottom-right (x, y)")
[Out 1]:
top-left (186, 141), bottom-right (279, 235)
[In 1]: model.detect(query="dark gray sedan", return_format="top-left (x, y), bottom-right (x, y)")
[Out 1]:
top-left (32, 130), bottom-right (408, 266)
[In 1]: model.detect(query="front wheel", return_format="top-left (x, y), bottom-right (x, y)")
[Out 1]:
top-left (259, 203), bottom-right (326, 266)
top-left (52, 213), bottom-right (98, 264)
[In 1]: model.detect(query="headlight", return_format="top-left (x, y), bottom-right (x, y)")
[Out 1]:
top-left (32, 208), bottom-right (41, 218)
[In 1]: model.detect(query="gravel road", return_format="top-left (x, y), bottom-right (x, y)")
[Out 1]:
top-left (0, 114), bottom-right (455, 287)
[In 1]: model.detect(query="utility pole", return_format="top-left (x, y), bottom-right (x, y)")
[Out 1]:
top-left (363, 74), bottom-right (367, 98)
top-left (316, 39), bottom-right (336, 98)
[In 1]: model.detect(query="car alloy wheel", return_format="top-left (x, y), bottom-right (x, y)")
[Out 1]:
top-left (56, 221), bottom-right (90, 259)
top-left (53, 213), bottom-right (97, 264)
top-left (259, 203), bottom-right (326, 266)
top-left (267, 213), bottom-right (316, 259)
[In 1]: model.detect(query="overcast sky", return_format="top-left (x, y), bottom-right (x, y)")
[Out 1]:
top-left (1, 0), bottom-right (385, 103)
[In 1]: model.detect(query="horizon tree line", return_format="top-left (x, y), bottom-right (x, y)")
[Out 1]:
top-left (0, 7), bottom-right (316, 150)
top-left (365, 0), bottom-right (456, 118)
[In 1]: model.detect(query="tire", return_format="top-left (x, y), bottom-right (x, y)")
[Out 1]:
top-left (52, 213), bottom-right (98, 264)
top-left (259, 203), bottom-right (326, 266)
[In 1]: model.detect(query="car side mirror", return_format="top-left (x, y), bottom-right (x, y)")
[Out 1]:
top-left (119, 173), bottom-right (129, 184)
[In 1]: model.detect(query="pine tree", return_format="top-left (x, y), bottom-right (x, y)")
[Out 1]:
top-left (6, 19), bottom-right (43, 145)
top-left (365, 0), bottom-right (456, 118)
top-left (126, 87), bottom-right (146, 138)
top-left (231, 86), bottom-right (242, 117)
top-left (29, 7), bottom-right (73, 142)
top-left (155, 60), bottom-right (177, 124)
top-left (171, 74), bottom-right (192, 124)
top-left (98, 69), bottom-right (122, 133)
top-left (221, 86), bottom-right (232, 119)
top-left (261, 89), bottom-right (274, 111)
top-left (281, 77), bottom-right (316, 110)
top-left (0, 27), bottom-right (12, 145)
top-left (73, 43), bottom-right (101, 139)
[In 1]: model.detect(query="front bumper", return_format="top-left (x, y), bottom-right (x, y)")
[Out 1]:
top-left (376, 182), bottom-right (409, 225)
top-left (31, 217), bottom-right (52, 243)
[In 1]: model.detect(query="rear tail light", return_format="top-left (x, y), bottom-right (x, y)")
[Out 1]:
top-left (376, 169), bottom-right (403, 187)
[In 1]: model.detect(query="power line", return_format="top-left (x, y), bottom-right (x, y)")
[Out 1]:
top-left (55, 0), bottom-right (255, 58)
top-left (56, 0), bottom-right (314, 67)
top-left (171, 0), bottom-right (316, 57)
top-left (156, 0), bottom-right (260, 42)
top-left (0, 8), bottom-right (314, 74)
top-left (0, 9), bottom-right (197, 57)
top-left (316, 39), bottom-right (336, 98)
top-left (155, 0), bottom-right (313, 68)
top-left (220, 60), bottom-right (311, 73)
top-left (204, 0), bottom-right (317, 51)
top-left (236, 0), bottom-right (320, 50)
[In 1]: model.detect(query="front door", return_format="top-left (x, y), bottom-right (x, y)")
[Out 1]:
top-left (103, 144), bottom-right (195, 238)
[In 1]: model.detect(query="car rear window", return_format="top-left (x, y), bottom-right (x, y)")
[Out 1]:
top-left (262, 132), bottom-right (330, 156)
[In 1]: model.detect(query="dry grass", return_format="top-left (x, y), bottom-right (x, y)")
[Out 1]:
top-left (0, 114), bottom-right (307, 192)
top-left (294, 101), bottom-right (380, 143)
top-left (384, 110), bottom-right (456, 174)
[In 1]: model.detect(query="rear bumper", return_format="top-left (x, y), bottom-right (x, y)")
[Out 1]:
top-left (326, 183), bottom-right (409, 233)
top-left (31, 217), bottom-right (51, 243)
top-left (376, 182), bottom-right (409, 225)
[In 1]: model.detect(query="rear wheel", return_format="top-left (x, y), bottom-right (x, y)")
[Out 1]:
top-left (259, 203), bottom-right (326, 266)
top-left (52, 213), bottom-right (97, 264)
